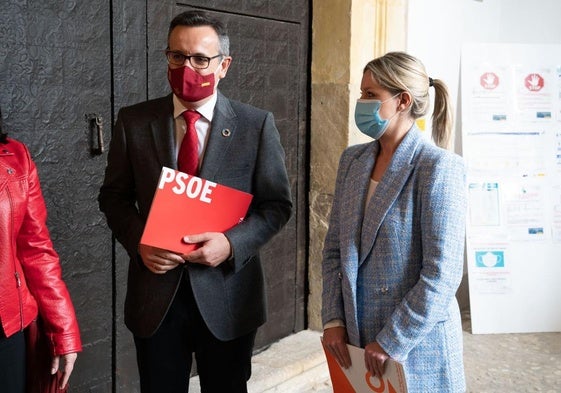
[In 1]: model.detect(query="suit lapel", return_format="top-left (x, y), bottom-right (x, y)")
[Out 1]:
top-left (342, 144), bottom-right (376, 261)
top-left (359, 129), bottom-right (421, 264)
top-left (149, 95), bottom-right (176, 169)
top-left (199, 92), bottom-right (236, 179)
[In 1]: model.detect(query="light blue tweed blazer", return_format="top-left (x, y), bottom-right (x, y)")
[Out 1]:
top-left (322, 127), bottom-right (467, 392)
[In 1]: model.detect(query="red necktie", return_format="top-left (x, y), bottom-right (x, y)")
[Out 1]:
top-left (178, 110), bottom-right (202, 175)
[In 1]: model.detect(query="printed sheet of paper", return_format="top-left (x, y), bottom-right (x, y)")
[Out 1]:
top-left (462, 43), bottom-right (561, 334)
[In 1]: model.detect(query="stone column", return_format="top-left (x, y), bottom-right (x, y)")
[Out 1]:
top-left (308, 0), bottom-right (407, 330)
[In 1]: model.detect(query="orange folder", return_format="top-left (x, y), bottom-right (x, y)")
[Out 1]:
top-left (140, 167), bottom-right (253, 254)
top-left (321, 339), bottom-right (408, 393)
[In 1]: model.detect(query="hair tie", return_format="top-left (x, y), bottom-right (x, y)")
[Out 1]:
top-left (428, 77), bottom-right (434, 87)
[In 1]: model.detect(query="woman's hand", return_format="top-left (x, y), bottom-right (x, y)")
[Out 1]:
top-left (51, 352), bottom-right (78, 389)
top-left (364, 341), bottom-right (389, 378)
top-left (323, 326), bottom-right (352, 369)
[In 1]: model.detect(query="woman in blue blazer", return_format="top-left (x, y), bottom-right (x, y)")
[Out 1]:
top-left (322, 52), bottom-right (467, 392)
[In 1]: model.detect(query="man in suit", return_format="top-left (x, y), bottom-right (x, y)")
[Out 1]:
top-left (98, 10), bottom-right (292, 393)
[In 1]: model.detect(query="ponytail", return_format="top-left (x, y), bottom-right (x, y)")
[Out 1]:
top-left (430, 78), bottom-right (453, 150)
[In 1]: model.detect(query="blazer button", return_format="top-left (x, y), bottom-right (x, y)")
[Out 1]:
top-left (221, 129), bottom-right (231, 137)
top-left (380, 287), bottom-right (389, 294)
top-left (337, 272), bottom-right (342, 280)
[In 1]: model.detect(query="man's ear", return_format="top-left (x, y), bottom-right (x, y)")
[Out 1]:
top-left (218, 56), bottom-right (232, 80)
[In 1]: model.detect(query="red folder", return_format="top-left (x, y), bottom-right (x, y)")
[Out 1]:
top-left (140, 167), bottom-right (253, 254)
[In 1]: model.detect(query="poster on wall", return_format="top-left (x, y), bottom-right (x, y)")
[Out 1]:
top-left (461, 43), bottom-right (561, 334)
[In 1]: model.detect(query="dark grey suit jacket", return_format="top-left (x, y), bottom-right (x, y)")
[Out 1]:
top-left (98, 92), bottom-right (292, 340)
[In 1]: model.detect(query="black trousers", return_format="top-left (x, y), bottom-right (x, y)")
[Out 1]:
top-left (0, 330), bottom-right (26, 393)
top-left (134, 276), bottom-right (256, 393)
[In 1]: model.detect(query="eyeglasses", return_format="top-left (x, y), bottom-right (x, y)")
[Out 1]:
top-left (165, 50), bottom-right (223, 69)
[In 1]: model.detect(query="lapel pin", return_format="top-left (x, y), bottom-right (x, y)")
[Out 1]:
top-left (221, 129), bottom-right (231, 137)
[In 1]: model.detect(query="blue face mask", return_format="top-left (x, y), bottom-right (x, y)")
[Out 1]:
top-left (354, 95), bottom-right (399, 139)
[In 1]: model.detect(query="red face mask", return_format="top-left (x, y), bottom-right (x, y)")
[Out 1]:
top-left (167, 66), bottom-right (215, 102)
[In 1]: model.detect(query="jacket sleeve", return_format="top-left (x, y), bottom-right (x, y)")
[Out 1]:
top-left (98, 109), bottom-right (146, 258)
top-left (376, 152), bottom-right (466, 361)
top-left (321, 150), bottom-right (350, 326)
top-left (98, 108), bottom-right (152, 261)
top-left (16, 147), bottom-right (82, 356)
top-left (224, 112), bottom-right (293, 272)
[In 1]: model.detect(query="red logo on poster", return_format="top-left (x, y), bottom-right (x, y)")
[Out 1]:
top-left (525, 73), bottom-right (544, 91)
top-left (480, 72), bottom-right (499, 89)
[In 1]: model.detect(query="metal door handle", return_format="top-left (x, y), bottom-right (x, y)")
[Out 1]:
top-left (85, 113), bottom-right (104, 155)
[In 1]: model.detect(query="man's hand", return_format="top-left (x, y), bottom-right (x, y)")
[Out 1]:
top-left (182, 232), bottom-right (231, 267)
top-left (138, 244), bottom-right (185, 274)
top-left (323, 326), bottom-right (352, 369)
top-left (51, 352), bottom-right (77, 390)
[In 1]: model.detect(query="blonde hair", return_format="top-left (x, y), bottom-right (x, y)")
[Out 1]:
top-left (363, 52), bottom-right (453, 149)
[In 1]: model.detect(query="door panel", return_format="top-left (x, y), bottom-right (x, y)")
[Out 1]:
top-left (112, 1), bottom-right (148, 391)
top-left (146, 1), bottom-right (309, 349)
top-left (0, 2), bottom-right (113, 392)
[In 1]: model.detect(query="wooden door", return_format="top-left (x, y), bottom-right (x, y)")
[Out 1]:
top-left (1, 2), bottom-right (113, 391)
top-left (113, 2), bottom-right (310, 390)
top-left (144, 1), bottom-right (310, 349)
top-left (1, 1), bottom-right (309, 391)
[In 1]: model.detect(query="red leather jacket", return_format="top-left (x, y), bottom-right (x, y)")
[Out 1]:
top-left (0, 138), bottom-right (82, 355)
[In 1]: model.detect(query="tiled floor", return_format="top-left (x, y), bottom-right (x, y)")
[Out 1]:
top-left (462, 312), bottom-right (561, 393)
top-left (190, 314), bottom-right (561, 392)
